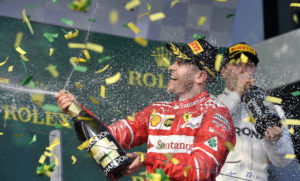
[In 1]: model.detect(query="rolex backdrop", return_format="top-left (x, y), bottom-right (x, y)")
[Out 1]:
top-left (0, 16), bottom-right (224, 181)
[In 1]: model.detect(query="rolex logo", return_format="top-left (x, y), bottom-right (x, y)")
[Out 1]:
top-left (151, 46), bottom-right (172, 69)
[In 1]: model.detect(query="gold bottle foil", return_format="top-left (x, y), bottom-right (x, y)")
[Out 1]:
top-left (68, 102), bottom-right (83, 118)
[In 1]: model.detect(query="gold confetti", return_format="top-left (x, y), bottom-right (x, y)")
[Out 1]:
top-left (95, 64), bottom-right (109, 74)
top-left (71, 155), bottom-right (77, 165)
top-left (214, 54), bottom-right (223, 72)
top-left (86, 42), bottom-right (104, 53)
top-left (16, 47), bottom-right (27, 55)
top-left (135, 37), bottom-right (148, 47)
top-left (75, 82), bottom-right (83, 89)
top-left (243, 116), bottom-right (256, 124)
top-left (77, 137), bottom-right (94, 150)
top-left (265, 96), bottom-right (282, 104)
top-left (49, 48), bottom-right (54, 56)
top-left (127, 112), bottom-right (135, 121)
top-left (105, 72), bottom-right (121, 84)
top-left (216, 0), bottom-right (227, 2)
top-left (0, 78), bottom-right (9, 84)
top-left (8, 66), bottom-right (13, 72)
top-left (59, 120), bottom-right (71, 128)
top-left (54, 154), bottom-right (59, 166)
top-left (64, 29), bottom-right (79, 39)
top-left (289, 127), bottom-right (294, 134)
top-left (171, 158), bottom-right (179, 165)
top-left (240, 53), bottom-right (248, 63)
top-left (138, 11), bottom-right (150, 18)
top-left (285, 154), bottom-right (296, 159)
top-left (83, 49), bottom-right (91, 60)
top-left (20, 55), bottom-right (29, 61)
top-left (290, 3), bottom-right (300, 7)
top-left (146, 2), bottom-right (151, 11)
top-left (100, 85), bottom-right (105, 98)
top-left (89, 96), bottom-right (100, 104)
top-left (44, 151), bottom-right (53, 157)
top-left (22, 9), bottom-right (34, 34)
top-left (170, 0), bottom-right (180, 8)
top-left (47, 64), bottom-right (59, 78)
top-left (198, 16), bottom-right (207, 26)
top-left (74, 58), bottom-right (87, 63)
top-left (128, 22), bottom-right (140, 34)
top-left (0, 132), bottom-right (4, 135)
top-left (125, 0), bottom-right (141, 11)
top-left (149, 12), bottom-right (165, 21)
top-left (184, 166), bottom-right (192, 177)
top-left (293, 14), bottom-right (299, 24)
top-left (68, 43), bottom-right (86, 49)
top-left (14, 32), bottom-right (23, 48)
top-left (39, 155), bottom-right (46, 164)
top-left (109, 10), bottom-right (118, 24)
top-left (282, 119), bottom-right (300, 126)
top-left (46, 138), bottom-right (60, 151)
top-left (0, 56), bottom-right (9, 66)
top-left (225, 142), bottom-right (234, 151)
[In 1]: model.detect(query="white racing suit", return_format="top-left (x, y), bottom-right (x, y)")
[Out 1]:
top-left (216, 88), bottom-right (294, 181)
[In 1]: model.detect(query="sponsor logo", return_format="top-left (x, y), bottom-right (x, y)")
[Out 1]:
top-left (204, 136), bottom-right (218, 151)
top-left (188, 40), bottom-right (204, 55)
top-left (163, 117), bottom-right (174, 127)
top-left (150, 109), bottom-right (162, 127)
top-left (180, 113), bottom-right (204, 129)
top-left (86, 131), bottom-right (110, 151)
top-left (103, 155), bottom-right (129, 175)
top-left (147, 135), bottom-right (194, 153)
top-left (235, 127), bottom-right (264, 140)
top-left (229, 44), bottom-right (256, 55)
top-left (214, 113), bottom-right (231, 129)
top-left (212, 120), bottom-right (228, 132)
top-left (183, 113), bottom-right (192, 122)
top-left (209, 127), bottom-right (215, 132)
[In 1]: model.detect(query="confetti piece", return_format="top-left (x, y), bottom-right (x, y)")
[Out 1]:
top-left (74, 58), bottom-right (87, 63)
top-left (54, 154), bottom-right (59, 166)
top-left (110, 10), bottom-right (118, 24)
top-left (105, 72), bottom-right (121, 85)
top-left (44, 151), bottom-right (53, 157)
top-left (171, 158), bottom-right (179, 165)
top-left (20, 55), bottom-right (29, 62)
top-left (184, 166), bottom-right (192, 177)
top-left (198, 16), bottom-right (207, 26)
top-left (291, 91), bottom-right (300, 96)
top-left (61, 18), bottom-right (74, 26)
top-left (100, 85), bottom-right (105, 98)
top-left (135, 37), bottom-right (148, 47)
top-left (43, 33), bottom-right (59, 42)
top-left (74, 65), bottom-right (88, 72)
top-left (75, 82), bottom-right (83, 89)
top-left (98, 56), bottom-right (111, 64)
top-left (192, 34), bottom-right (206, 40)
top-left (68, 43), bottom-right (86, 49)
top-left (59, 120), bottom-right (71, 128)
top-left (226, 13), bottom-right (235, 19)
top-left (0, 132), bottom-right (4, 135)
top-left (163, 153), bottom-right (174, 166)
top-left (125, 0), bottom-right (141, 11)
top-left (69, 0), bottom-right (91, 12)
top-left (89, 19), bottom-right (96, 23)
top-left (22, 9), bottom-right (34, 34)
top-left (135, 152), bottom-right (144, 162)
top-left (127, 112), bottom-right (135, 121)
top-left (78, 116), bottom-right (94, 121)
top-left (30, 80), bottom-right (35, 88)
top-left (285, 154), bottom-right (296, 159)
top-left (225, 142), bottom-right (234, 151)
top-left (243, 116), bottom-right (256, 124)
top-left (146, 2), bottom-right (151, 11)
top-left (65, 29), bottom-right (79, 39)
top-left (14, 32), bottom-right (23, 48)
top-left (89, 96), bottom-right (100, 104)
top-left (86, 42), bottom-right (104, 53)
top-left (71, 155), bottom-right (77, 165)
top-left (127, 22), bottom-right (140, 34)
top-left (78, 139), bottom-right (91, 150)
top-left (49, 48), bottom-right (54, 56)
top-left (293, 14), bottom-right (299, 24)
top-left (138, 12), bottom-right (150, 18)
top-left (83, 49), bottom-right (91, 59)
top-left (46, 138), bottom-right (60, 151)
top-left (289, 127), bottom-right (294, 134)
top-left (290, 3), bottom-right (300, 7)
top-left (283, 119), bottom-right (300, 126)
top-left (39, 155), bottom-right (46, 164)
top-left (46, 64), bottom-right (59, 78)
top-left (21, 76), bottom-right (33, 86)
top-left (265, 96), bottom-right (282, 104)
top-left (43, 104), bottom-right (61, 112)
top-left (95, 64), bottom-right (109, 74)
top-left (170, 0), bottom-right (180, 8)
top-left (0, 78), bottom-right (9, 84)
top-left (0, 56), bottom-right (9, 67)
top-left (149, 12), bottom-right (165, 21)
top-left (240, 53), bottom-right (248, 63)
top-left (216, 0), bottom-right (227, 2)
top-left (16, 47), bottom-right (27, 55)
top-left (214, 54), bottom-right (223, 72)
top-left (8, 65), bottom-right (14, 72)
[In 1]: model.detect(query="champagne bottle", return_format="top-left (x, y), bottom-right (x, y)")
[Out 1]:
top-left (242, 84), bottom-right (282, 136)
top-left (68, 102), bottom-right (131, 180)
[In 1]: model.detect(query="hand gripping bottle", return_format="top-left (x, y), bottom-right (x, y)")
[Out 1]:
top-left (242, 84), bottom-right (282, 136)
top-left (68, 102), bottom-right (131, 180)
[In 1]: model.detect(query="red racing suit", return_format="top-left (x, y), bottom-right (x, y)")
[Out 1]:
top-left (107, 91), bottom-right (236, 181)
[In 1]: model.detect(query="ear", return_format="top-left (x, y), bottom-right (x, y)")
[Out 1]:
top-left (195, 71), bottom-right (207, 84)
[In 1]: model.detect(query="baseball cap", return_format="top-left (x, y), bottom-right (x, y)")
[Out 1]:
top-left (227, 42), bottom-right (259, 66)
top-left (165, 39), bottom-right (223, 81)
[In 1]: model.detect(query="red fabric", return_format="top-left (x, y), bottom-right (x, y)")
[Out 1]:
top-left (107, 91), bottom-right (236, 181)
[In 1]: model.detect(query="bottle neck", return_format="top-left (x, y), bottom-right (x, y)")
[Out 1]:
top-left (68, 102), bottom-right (83, 118)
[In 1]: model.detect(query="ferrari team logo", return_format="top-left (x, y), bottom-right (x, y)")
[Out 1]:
top-left (183, 113), bottom-right (192, 122)
top-left (150, 109), bottom-right (162, 127)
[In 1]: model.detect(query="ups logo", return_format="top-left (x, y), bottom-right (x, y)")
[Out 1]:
top-left (164, 117), bottom-right (175, 127)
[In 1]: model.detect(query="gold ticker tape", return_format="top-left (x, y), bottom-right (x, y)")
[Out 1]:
top-left (125, 0), bottom-right (141, 10)
top-left (71, 155), bottom-right (77, 165)
top-left (95, 64), bottom-right (109, 74)
top-left (100, 85), bottom-right (105, 98)
top-left (265, 96), bottom-right (282, 104)
top-left (285, 154), bottom-right (296, 159)
top-left (105, 72), bottom-right (121, 84)
top-left (110, 10), bottom-right (118, 24)
top-left (149, 12), bottom-right (165, 21)
top-left (135, 37), bottom-right (148, 47)
top-left (14, 32), bottom-right (23, 48)
top-left (171, 158), bottom-right (179, 165)
top-left (16, 47), bottom-right (27, 55)
top-left (128, 22), bottom-right (140, 34)
top-left (0, 56), bottom-right (9, 66)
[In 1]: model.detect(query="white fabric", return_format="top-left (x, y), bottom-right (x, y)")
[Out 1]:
top-left (216, 88), bottom-right (294, 181)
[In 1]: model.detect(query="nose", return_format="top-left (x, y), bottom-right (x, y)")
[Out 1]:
top-left (240, 63), bottom-right (246, 73)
